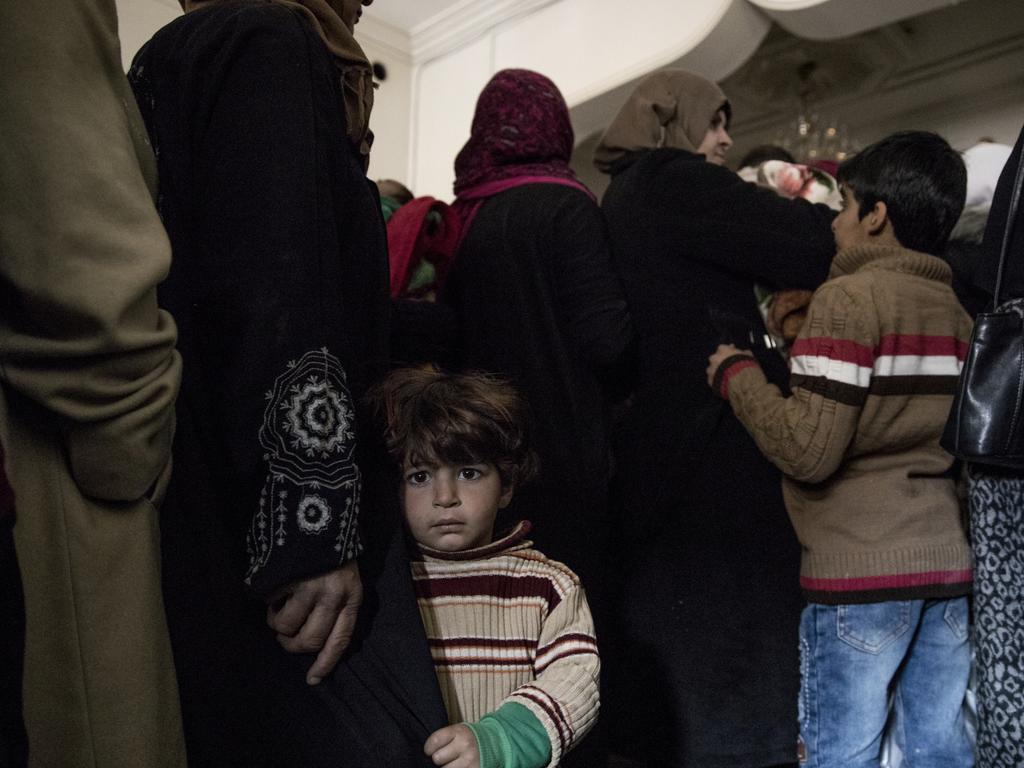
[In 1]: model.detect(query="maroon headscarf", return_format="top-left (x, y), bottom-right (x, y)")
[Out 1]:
top-left (451, 69), bottom-right (593, 248)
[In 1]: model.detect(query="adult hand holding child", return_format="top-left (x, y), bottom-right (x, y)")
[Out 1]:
top-left (266, 559), bottom-right (364, 685)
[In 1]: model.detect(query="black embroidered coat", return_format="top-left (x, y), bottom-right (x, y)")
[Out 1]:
top-left (130, 4), bottom-right (445, 765)
top-left (600, 148), bottom-right (835, 768)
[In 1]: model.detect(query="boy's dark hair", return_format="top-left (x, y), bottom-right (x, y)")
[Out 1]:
top-left (738, 144), bottom-right (795, 170)
top-left (837, 131), bottom-right (967, 254)
top-left (369, 368), bottom-right (538, 488)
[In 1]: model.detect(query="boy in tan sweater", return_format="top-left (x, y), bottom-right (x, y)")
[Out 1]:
top-left (372, 369), bottom-right (599, 768)
top-left (706, 132), bottom-right (974, 767)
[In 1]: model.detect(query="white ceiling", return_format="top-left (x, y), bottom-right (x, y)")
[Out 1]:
top-left (361, 0), bottom-right (466, 32)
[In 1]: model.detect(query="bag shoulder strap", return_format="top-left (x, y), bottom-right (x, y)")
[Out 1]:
top-left (994, 140), bottom-right (1024, 307)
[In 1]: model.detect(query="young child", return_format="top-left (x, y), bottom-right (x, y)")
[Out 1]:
top-left (705, 131), bottom-right (974, 766)
top-left (371, 368), bottom-right (599, 768)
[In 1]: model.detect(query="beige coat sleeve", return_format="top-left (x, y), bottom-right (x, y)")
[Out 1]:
top-left (0, 0), bottom-right (182, 501)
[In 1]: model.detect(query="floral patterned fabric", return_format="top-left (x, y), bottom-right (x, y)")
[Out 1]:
top-left (450, 69), bottom-right (590, 249)
top-left (453, 69), bottom-right (579, 195)
top-left (969, 463), bottom-right (1024, 766)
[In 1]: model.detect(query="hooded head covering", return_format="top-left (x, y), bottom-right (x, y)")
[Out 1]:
top-left (182, 0), bottom-right (375, 161)
top-left (449, 69), bottom-right (593, 251)
top-left (453, 69), bottom-right (584, 194)
top-left (593, 69), bottom-right (729, 173)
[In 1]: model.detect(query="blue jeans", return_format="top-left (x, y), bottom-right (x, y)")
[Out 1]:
top-left (799, 599), bottom-right (973, 767)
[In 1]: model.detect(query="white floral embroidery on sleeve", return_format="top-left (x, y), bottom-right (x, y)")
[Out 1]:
top-left (247, 348), bottom-right (362, 585)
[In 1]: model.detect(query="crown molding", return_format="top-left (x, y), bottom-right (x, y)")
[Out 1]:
top-left (409, 0), bottom-right (557, 65)
top-left (357, 14), bottom-right (413, 64)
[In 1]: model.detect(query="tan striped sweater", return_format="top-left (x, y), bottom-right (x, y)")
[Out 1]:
top-left (719, 244), bottom-right (973, 604)
top-left (411, 521), bottom-right (599, 766)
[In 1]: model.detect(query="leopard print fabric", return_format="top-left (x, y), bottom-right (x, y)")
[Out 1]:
top-left (969, 463), bottom-right (1024, 765)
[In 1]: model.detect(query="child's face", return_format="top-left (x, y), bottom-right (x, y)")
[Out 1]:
top-left (401, 460), bottom-right (513, 552)
top-left (832, 186), bottom-right (871, 251)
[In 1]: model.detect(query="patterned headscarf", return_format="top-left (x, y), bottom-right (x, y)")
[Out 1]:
top-left (182, 0), bottom-right (375, 161)
top-left (451, 69), bottom-right (592, 250)
top-left (594, 69), bottom-right (729, 173)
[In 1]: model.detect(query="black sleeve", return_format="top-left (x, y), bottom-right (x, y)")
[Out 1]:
top-left (548, 190), bottom-right (635, 367)
top-left (659, 160), bottom-right (837, 290)
top-left (188, 8), bottom-right (369, 597)
top-left (977, 123), bottom-right (1024, 301)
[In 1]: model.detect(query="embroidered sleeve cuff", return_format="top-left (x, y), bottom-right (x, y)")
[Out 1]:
top-left (712, 354), bottom-right (760, 400)
top-left (245, 348), bottom-right (364, 597)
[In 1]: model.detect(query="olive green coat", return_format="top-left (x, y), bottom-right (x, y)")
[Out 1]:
top-left (0, 1), bottom-right (187, 765)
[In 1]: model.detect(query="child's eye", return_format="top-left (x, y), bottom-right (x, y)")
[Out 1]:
top-left (406, 470), bottom-right (430, 486)
top-left (458, 467), bottom-right (483, 481)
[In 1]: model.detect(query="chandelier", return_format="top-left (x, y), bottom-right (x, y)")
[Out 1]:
top-left (774, 112), bottom-right (856, 166)
top-left (772, 62), bottom-right (858, 166)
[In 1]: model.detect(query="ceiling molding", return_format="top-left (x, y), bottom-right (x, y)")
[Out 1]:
top-left (357, 14), bottom-right (412, 63)
top-left (409, 0), bottom-right (557, 65)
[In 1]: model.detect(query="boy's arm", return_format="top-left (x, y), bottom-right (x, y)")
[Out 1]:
top-left (708, 284), bottom-right (873, 485)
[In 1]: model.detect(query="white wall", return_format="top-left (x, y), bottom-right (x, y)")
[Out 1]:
top-left (411, 36), bottom-right (495, 199)
top-left (360, 34), bottom-right (414, 186)
top-left (116, 0), bottom-right (180, 70)
top-left (409, 0), bottom-right (773, 199)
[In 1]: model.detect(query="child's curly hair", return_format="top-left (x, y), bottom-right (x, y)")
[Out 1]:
top-left (368, 368), bottom-right (539, 488)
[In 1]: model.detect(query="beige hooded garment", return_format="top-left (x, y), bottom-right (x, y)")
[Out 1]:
top-left (594, 69), bottom-right (729, 172)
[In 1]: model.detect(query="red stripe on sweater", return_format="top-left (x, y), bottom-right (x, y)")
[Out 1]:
top-left (414, 574), bottom-right (562, 610)
top-left (790, 337), bottom-right (875, 366)
top-left (875, 334), bottom-right (968, 360)
top-left (800, 569), bottom-right (973, 593)
top-left (720, 359), bottom-right (759, 399)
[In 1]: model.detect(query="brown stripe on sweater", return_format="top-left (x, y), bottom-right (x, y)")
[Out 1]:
top-left (414, 574), bottom-right (562, 611)
top-left (790, 374), bottom-right (868, 406)
top-left (537, 633), bottom-right (597, 656)
top-left (868, 375), bottom-right (960, 396)
top-left (433, 656), bottom-right (533, 667)
top-left (515, 686), bottom-right (569, 752)
top-left (429, 637), bottom-right (536, 649)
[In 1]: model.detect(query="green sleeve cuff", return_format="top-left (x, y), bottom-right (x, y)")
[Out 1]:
top-left (466, 702), bottom-right (552, 768)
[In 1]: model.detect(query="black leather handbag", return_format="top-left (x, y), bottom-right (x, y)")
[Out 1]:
top-left (942, 144), bottom-right (1024, 468)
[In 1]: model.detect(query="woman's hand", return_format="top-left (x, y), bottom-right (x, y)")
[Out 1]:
top-left (424, 724), bottom-right (480, 768)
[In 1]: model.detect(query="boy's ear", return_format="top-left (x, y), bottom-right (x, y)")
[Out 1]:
top-left (498, 483), bottom-right (515, 509)
top-left (865, 200), bottom-right (889, 236)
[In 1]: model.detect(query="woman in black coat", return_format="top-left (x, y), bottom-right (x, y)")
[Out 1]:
top-left (129, 2), bottom-right (446, 764)
top-left (595, 70), bottom-right (836, 768)
top-left (965, 122), bottom-right (1024, 768)
top-left (442, 69), bottom-right (635, 616)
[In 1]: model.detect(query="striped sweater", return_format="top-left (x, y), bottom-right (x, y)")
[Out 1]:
top-left (411, 521), bottom-right (599, 766)
top-left (718, 244), bottom-right (973, 604)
